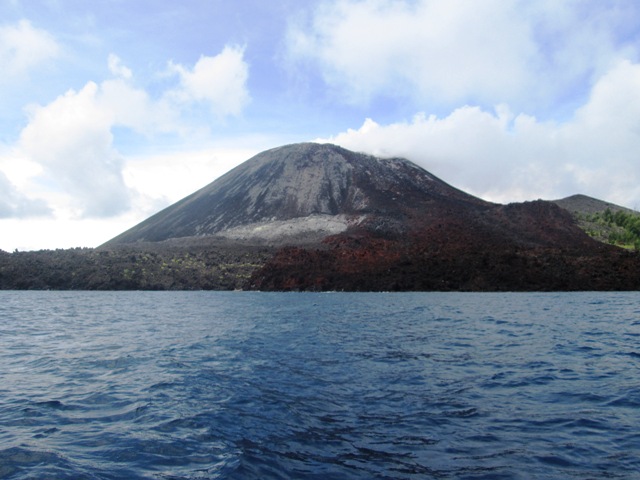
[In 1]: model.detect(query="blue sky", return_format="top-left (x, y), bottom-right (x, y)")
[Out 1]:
top-left (1, 0), bottom-right (640, 250)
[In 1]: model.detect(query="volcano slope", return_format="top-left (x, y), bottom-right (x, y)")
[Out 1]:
top-left (104, 143), bottom-right (640, 291)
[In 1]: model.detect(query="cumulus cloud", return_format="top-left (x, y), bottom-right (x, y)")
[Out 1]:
top-left (98, 77), bottom-right (179, 137)
top-left (297, 1), bottom-right (640, 207)
top-left (15, 78), bottom-right (173, 219)
top-left (288, 0), bottom-right (639, 112)
top-left (0, 170), bottom-right (50, 218)
top-left (167, 45), bottom-right (250, 117)
top-left (0, 19), bottom-right (60, 78)
top-left (10, 46), bottom-right (252, 219)
top-left (318, 60), bottom-right (640, 209)
top-left (19, 82), bottom-right (131, 217)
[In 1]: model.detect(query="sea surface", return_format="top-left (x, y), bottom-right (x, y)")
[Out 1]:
top-left (0, 291), bottom-right (639, 479)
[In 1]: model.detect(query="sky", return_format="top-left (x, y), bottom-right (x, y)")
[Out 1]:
top-left (1, 0), bottom-right (640, 251)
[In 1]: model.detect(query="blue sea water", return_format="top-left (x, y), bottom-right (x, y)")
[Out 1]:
top-left (0, 291), bottom-right (639, 479)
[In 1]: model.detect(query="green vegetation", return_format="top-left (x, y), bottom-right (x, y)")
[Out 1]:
top-left (578, 208), bottom-right (640, 250)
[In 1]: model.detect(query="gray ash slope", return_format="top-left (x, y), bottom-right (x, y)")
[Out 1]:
top-left (105, 143), bottom-right (489, 246)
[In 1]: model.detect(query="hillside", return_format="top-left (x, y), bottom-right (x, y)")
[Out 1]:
top-left (553, 194), bottom-right (640, 249)
top-left (104, 143), bottom-right (488, 247)
top-left (248, 199), bottom-right (639, 291)
top-left (2, 143), bottom-right (639, 291)
top-left (102, 143), bottom-right (639, 291)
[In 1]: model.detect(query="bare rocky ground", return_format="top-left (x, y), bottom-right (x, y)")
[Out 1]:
top-left (2, 144), bottom-right (640, 291)
top-left (213, 214), bottom-right (365, 245)
top-left (0, 244), bottom-right (274, 290)
top-left (248, 200), bottom-right (640, 292)
top-left (2, 199), bottom-right (639, 291)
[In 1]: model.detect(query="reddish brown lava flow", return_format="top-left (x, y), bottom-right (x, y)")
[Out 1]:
top-left (249, 201), bottom-right (640, 291)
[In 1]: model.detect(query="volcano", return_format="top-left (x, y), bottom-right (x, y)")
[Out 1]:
top-left (103, 143), bottom-right (640, 291)
top-left (105, 142), bottom-right (489, 246)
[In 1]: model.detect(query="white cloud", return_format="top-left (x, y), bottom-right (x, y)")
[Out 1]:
top-left (318, 60), bottom-right (640, 209)
top-left (2, 74), bottom-right (175, 221)
top-left (3, 44), bottom-right (255, 224)
top-left (167, 45), bottom-right (250, 117)
top-left (98, 77), bottom-right (179, 136)
top-left (122, 147), bottom-right (258, 207)
top-left (14, 74), bottom-right (181, 219)
top-left (18, 81), bottom-right (131, 218)
top-left (0, 146), bottom-right (264, 251)
top-left (107, 53), bottom-right (132, 79)
top-left (1, 147), bottom-right (274, 249)
top-left (0, 216), bottom-right (141, 252)
top-left (288, 0), bottom-right (639, 112)
top-left (0, 19), bottom-right (60, 78)
top-left (0, 170), bottom-right (50, 218)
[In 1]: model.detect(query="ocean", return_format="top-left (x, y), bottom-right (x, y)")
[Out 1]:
top-left (0, 291), bottom-right (639, 479)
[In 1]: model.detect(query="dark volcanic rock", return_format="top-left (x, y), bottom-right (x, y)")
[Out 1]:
top-left (0, 245), bottom-right (273, 290)
top-left (248, 200), bottom-right (640, 292)
top-left (100, 142), bottom-right (640, 291)
top-left (7, 142), bottom-right (638, 291)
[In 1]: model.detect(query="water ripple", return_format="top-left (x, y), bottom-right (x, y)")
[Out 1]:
top-left (1, 291), bottom-right (639, 479)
